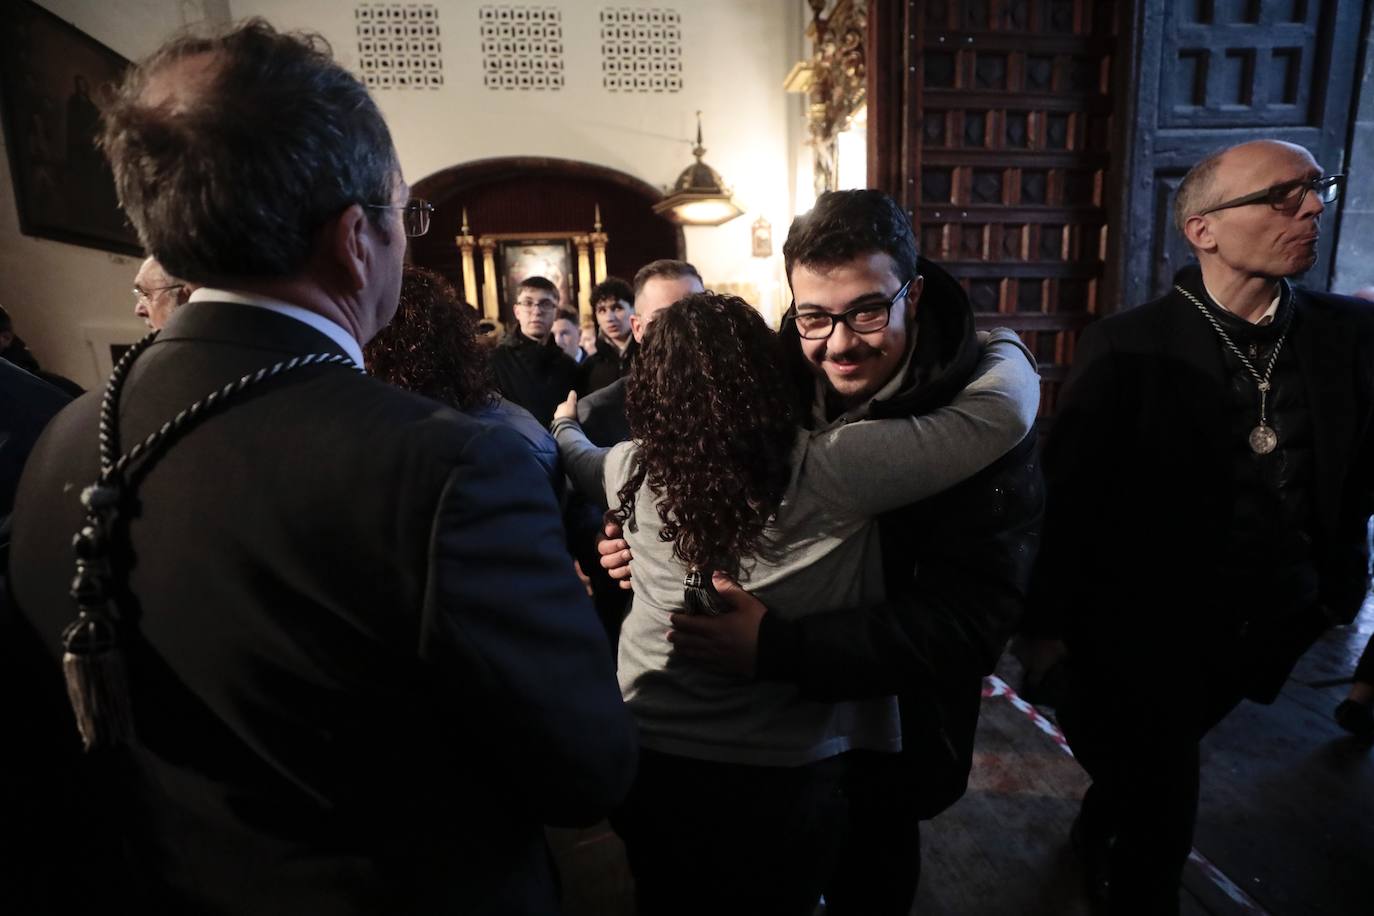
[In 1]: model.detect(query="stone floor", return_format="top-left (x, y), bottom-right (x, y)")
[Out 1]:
top-left (550, 599), bottom-right (1374, 915)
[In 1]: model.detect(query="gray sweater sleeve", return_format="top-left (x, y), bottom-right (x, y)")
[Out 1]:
top-left (803, 329), bottom-right (1040, 518)
top-left (551, 416), bottom-right (612, 505)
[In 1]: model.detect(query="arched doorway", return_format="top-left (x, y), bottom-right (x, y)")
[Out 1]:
top-left (410, 157), bottom-right (685, 323)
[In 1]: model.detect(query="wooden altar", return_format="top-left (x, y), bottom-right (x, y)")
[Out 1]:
top-left (455, 206), bottom-right (610, 323)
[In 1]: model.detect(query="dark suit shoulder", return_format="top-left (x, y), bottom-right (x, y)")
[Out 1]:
top-left (576, 377), bottom-right (629, 447)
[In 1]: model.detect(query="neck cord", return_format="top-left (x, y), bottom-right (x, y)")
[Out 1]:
top-left (1174, 283), bottom-right (1293, 455)
top-left (62, 330), bottom-right (361, 750)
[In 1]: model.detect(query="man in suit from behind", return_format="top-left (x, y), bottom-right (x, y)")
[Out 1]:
top-left (6, 20), bottom-right (634, 916)
top-left (1025, 140), bottom-right (1373, 915)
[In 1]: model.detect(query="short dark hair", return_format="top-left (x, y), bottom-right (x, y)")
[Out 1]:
top-left (517, 276), bottom-right (559, 299)
top-left (783, 190), bottom-right (918, 286)
top-left (553, 307), bottom-right (579, 325)
top-left (632, 259), bottom-right (702, 298)
top-left (99, 19), bottom-right (399, 284)
top-left (591, 276), bottom-right (634, 307)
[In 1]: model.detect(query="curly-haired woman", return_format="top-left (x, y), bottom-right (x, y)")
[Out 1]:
top-left (551, 292), bottom-right (1038, 915)
top-left (365, 266), bottom-right (558, 486)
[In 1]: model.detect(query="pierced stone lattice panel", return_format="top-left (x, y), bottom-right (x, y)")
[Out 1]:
top-left (480, 5), bottom-right (564, 91)
top-left (600, 7), bottom-right (682, 93)
top-left (356, 4), bottom-right (442, 90)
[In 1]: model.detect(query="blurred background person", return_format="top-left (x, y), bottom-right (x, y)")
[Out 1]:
top-left (579, 319), bottom-right (598, 360)
top-left (490, 275), bottom-right (578, 426)
top-left (578, 276), bottom-right (635, 395)
top-left (552, 307), bottom-right (586, 365)
top-left (133, 256), bottom-right (196, 330)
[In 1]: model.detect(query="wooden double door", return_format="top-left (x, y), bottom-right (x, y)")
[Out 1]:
top-left (869, 0), bottom-right (1367, 415)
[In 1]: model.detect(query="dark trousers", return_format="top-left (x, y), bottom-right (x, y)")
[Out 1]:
top-left (611, 748), bottom-right (848, 916)
top-left (1061, 673), bottom-right (1242, 916)
top-left (824, 750), bottom-right (923, 916)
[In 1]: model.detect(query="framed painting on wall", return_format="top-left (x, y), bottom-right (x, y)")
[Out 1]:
top-left (493, 235), bottom-right (576, 313)
top-left (0, 0), bottom-right (141, 255)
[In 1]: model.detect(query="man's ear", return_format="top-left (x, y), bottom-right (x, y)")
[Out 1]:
top-left (1183, 214), bottom-right (1217, 254)
top-left (629, 313), bottom-right (644, 343)
top-left (326, 203), bottom-right (371, 292)
top-left (907, 274), bottom-right (924, 321)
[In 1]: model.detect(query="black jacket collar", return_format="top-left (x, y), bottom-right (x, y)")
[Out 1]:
top-left (154, 300), bottom-right (351, 361)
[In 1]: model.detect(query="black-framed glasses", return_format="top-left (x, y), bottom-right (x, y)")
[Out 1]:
top-left (366, 197), bottom-right (433, 237)
top-left (1198, 174), bottom-right (1344, 216)
top-left (133, 283), bottom-right (183, 303)
top-left (788, 279), bottom-right (912, 341)
top-left (514, 296), bottom-right (558, 313)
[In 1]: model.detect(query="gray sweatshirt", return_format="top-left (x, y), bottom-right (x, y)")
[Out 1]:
top-left (553, 329), bottom-right (1039, 766)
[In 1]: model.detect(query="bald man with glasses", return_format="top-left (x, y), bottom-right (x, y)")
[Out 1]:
top-left (1024, 139), bottom-right (1374, 915)
top-left (132, 256), bottom-right (196, 330)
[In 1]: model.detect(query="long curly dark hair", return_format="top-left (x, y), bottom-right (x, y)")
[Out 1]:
top-left (365, 266), bottom-right (496, 410)
top-left (614, 293), bottom-right (796, 577)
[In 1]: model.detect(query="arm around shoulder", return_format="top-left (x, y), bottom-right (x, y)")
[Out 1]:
top-left (807, 329), bottom-right (1040, 517)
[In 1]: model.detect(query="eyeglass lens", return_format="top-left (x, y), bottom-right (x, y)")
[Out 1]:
top-left (1274, 177), bottom-right (1341, 210)
top-left (402, 200), bottom-right (431, 238)
top-left (795, 306), bottom-right (891, 339)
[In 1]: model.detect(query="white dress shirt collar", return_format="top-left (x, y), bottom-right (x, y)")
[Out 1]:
top-left (187, 288), bottom-right (365, 368)
top-left (1202, 280), bottom-right (1282, 327)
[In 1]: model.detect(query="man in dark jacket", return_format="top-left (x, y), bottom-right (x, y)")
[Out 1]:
top-left (5, 21), bottom-right (634, 916)
top-left (490, 275), bottom-right (579, 426)
top-left (605, 190), bottom-right (1044, 914)
top-left (577, 276), bottom-right (637, 395)
top-left (1024, 140), bottom-right (1372, 915)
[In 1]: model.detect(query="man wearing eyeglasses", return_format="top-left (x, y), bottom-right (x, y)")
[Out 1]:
top-left (1022, 139), bottom-right (1374, 914)
top-left (5, 20), bottom-right (632, 915)
top-left (132, 256), bottom-right (196, 330)
top-left (605, 190), bottom-right (1044, 914)
top-left (490, 275), bottom-right (580, 427)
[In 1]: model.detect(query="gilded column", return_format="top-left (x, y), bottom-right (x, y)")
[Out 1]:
top-left (574, 235), bottom-right (592, 321)
top-left (590, 205), bottom-right (609, 288)
top-left (456, 209), bottom-right (478, 307)
top-left (479, 238), bottom-right (499, 321)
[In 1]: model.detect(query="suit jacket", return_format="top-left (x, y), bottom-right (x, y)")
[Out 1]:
top-left (575, 375), bottom-right (630, 448)
top-left (0, 358), bottom-right (69, 538)
top-left (1027, 273), bottom-right (1374, 700)
top-left (576, 337), bottom-right (635, 397)
top-left (6, 301), bottom-right (636, 916)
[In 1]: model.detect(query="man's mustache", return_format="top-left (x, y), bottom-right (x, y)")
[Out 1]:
top-left (825, 341), bottom-right (877, 362)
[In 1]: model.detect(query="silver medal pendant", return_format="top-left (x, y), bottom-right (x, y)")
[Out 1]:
top-left (1249, 424), bottom-right (1278, 454)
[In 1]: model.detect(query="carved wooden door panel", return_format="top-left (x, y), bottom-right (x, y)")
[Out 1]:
top-left (1120, 0), bottom-right (1366, 301)
top-left (872, 0), bottom-right (1121, 416)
